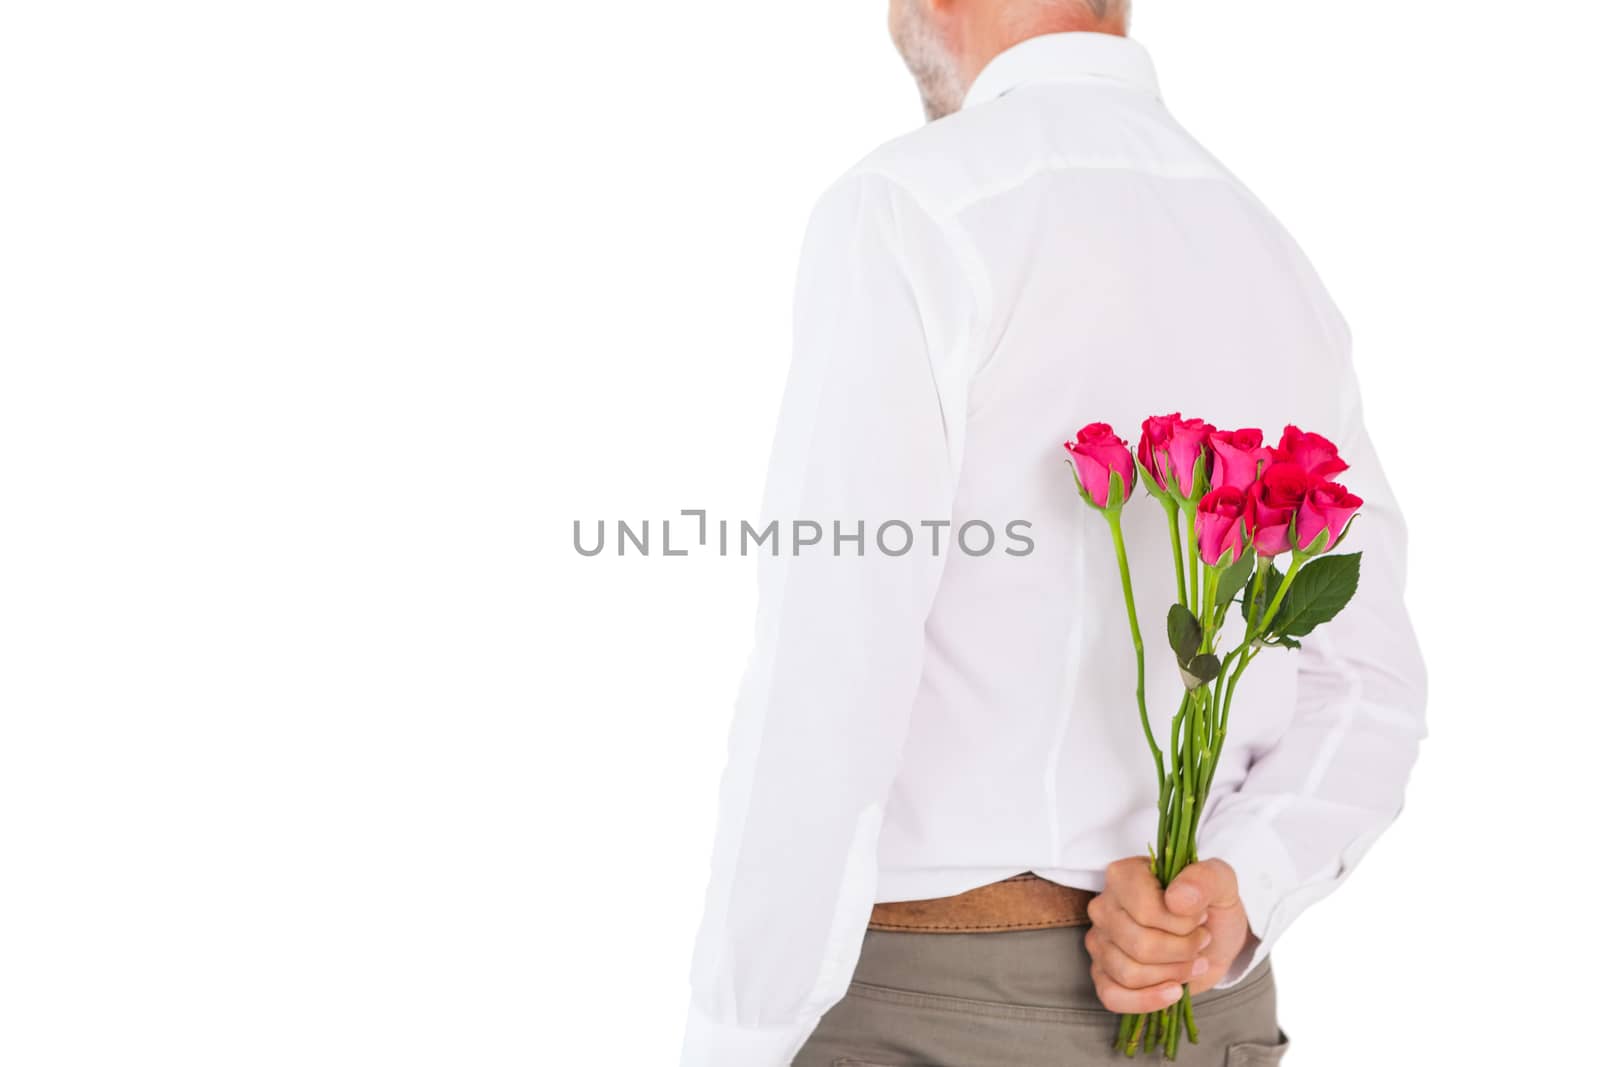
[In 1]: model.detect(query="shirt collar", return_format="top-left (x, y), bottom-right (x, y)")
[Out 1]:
top-left (961, 32), bottom-right (1160, 110)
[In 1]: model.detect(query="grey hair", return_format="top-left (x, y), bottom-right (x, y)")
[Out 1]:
top-left (1083, 0), bottom-right (1130, 18)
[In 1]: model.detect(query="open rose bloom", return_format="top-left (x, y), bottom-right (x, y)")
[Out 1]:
top-left (1062, 416), bottom-right (1366, 1058)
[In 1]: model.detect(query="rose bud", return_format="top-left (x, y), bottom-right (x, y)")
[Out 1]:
top-left (1166, 416), bottom-right (1216, 500)
top-left (1137, 413), bottom-right (1214, 500)
top-left (1209, 428), bottom-right (1272, 490)
top-left (1195, 486), bottom-right (1249, 566)
top-left (1273, 425), bottom-right (1350, 479)
top-left (1137, 413), bottom-right (1182, 495)
top-left (1295, 478), bottom-right (1364, 554)
top-left (1244, 462), bottom-right (1312, 557)
top-left (1064, 422), bottom-right (1136, 509)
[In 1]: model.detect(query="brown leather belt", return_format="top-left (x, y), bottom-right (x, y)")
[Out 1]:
top-left (867, 872), bottom-right (1096, 933)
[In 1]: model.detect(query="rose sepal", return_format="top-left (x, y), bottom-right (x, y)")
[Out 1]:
top-left (1174, 451), bottom-right (1211, 506)
top-left (1138, 459), bottom-right (1174, 504)
top-left (1065, 458), bottom-right (1099, 511)
top-left (1103, 470), bottom-right (1129, 515)
top-left (1326, 513), bottom-right (1360, 553)
top-left (1292, 510), bottom-right (1359, 558)
top-left (1066, 461), bottom-right (1130, 516)
top-left (1296, 524), bottom-right (1333, 558)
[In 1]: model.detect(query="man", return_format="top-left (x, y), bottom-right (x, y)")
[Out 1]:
top-left (680, 2), bottom-right (1427, 1064)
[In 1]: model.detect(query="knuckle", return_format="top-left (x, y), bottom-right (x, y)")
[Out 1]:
top-left (1142, 987), bottom-right (1178, 1012)
top-left (1206, 858), bottom-right (1237, 889)
top-left (1154, 905), bottom-right (1194, 935)
top-left (1089, 966), bottom-right (1125, 1012)
top-left (1109, 857), bottom-right (1143, 883)
top-left (1112, 957), bottom-right (1149, 989)
top-left (1117, 914), bottom-right (1150, 953)
top-left (1130, 929), bottom-right (1161, 962)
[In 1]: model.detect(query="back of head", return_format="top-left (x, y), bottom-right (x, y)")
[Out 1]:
top-left (892, 0), bottom-right (1133, 121)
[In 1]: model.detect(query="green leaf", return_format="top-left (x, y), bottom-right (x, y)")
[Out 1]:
top-left (1167, 604), bottom-right (1202, 664)
top-left (1213, 548), bottom-right (1256, 619)
top-left (1187, 653), bottom-right (1222, 685)
top-left (1271, 552), bottom-right (1362, 638)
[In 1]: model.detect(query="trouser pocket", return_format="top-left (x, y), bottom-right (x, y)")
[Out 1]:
top-left (1224, 1026), bottom-right (1291, 1065)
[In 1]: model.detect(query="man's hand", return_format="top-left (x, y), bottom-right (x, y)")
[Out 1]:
top-left (1084, 857), bottom-right (1253, 1013)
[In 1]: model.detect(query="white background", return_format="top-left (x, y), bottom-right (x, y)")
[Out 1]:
top-left (2, 2), bottom-right (1596, 1064)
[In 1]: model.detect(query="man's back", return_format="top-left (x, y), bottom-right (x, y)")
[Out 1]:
top-left (683, 30), bottom-right (1424, 1067)
top-left (847, 27), bottom-right (1358, 885)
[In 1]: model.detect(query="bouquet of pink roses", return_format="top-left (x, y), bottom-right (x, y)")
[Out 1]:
top-left (1064, 414), bottom-right (1363, 1059)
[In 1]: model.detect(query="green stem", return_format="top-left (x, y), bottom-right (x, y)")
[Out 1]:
top-left (1208, 648), bottom-right (1234, 748)
top-left (1181, 987), bottom-right (1199, 1043)
top-left (1183, 687), bottom-right (1204, 864)
top-left (1154, 769), bottom-right (1172, 878)
top-left (1107, 509), bottom-right (1165, 797)
top-left (1167, 693), bottom-right (1200, 884)
top-left (1198, 647), bottom-right (1255, 815)
top-left (1162, 499), bottom-right (1188, 614)
top-left (1168, 566), bottom-right (1220, 874)
top-left (1161, 699), bottom-right (1186, 883)
top-left (1181, 502), bottom-right (1199, 617)
top-left (1257, 552), bottom-right (1306, 635)
top-left (1123, 1012), bottom-right (1146, 1056)
top-left (1246, 557), bottom-right (1268, 639)
top-left (1117, 1011), bottom-right (1135, 1051)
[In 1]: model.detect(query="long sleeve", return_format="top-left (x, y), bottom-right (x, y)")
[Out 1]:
top-left (679, 171), bottom-right (979, 1066)
top-left (1196, 353), bottom-right (1429, 989)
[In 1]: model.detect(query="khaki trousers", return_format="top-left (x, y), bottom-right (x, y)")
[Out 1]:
top-left (793, 925), bottom-right (1289, 1066)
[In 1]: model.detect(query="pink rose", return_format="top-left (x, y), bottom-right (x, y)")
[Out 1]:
top-left (1065, 422), bottom-right (1136, 509)
top-left (1295, 478), bottom-right (1363, 553)
top-left (1137, 413), bottom-right (1180, 493)
top-left (1273, 425), bottom-right (1350, 479)
top-left (1195, 486), bottom-right (1249, 566)
top-left (1167, 417), bottom-right (1215, 498)
top-left (1244, 462), bottom-right (1312, 557)
top-left (1138, 413), bottom-right (1214, 498)
top-left (1208, 428), bottom-right (1272, 491)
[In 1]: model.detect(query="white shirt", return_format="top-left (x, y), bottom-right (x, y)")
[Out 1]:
top-left (680, 32), bottom-right (1427, 1067)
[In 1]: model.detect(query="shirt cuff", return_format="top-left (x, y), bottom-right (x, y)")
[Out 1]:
top-left (1195, 813), bottom-right (1300, 990)
top-left (679, 1003), bottom-right (823, 1067)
